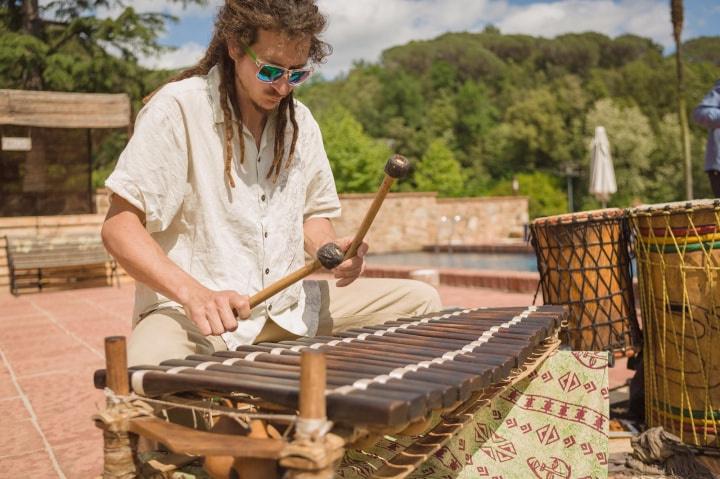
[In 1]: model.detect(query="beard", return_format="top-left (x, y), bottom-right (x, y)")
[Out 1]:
top-left (235, 74), bottom-right (283, 115)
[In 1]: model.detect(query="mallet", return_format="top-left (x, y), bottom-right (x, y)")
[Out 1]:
top-left (248, 242), bottom-right (344, 309)
top-left (342, 154), bottom-right (410, 260)
top-left (247, 154), bottom-right (411, 309)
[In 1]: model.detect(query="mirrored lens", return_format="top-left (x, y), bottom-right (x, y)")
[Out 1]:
top-left (288, 69), bottom-right (312, 86)
top-left (257, 64), bottom-right (284, 82)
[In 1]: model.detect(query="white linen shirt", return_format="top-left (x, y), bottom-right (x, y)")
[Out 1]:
top-left (105, 65), bottom-right (341, 349)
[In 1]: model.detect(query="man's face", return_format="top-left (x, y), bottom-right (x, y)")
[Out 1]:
top-left (230, 29), bottom-right (311, 113)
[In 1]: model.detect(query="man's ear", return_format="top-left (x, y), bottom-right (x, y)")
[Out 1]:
top-left (227, 42), bottom-right (241, 63)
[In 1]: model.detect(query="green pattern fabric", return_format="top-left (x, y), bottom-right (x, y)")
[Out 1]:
top-left (338, 351), bottom-right (610, 479)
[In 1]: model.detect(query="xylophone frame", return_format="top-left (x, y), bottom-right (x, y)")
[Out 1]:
top-left (95, 336), bottom-right (343, 479)
top-left (94, 308), bottom-right (565, 479)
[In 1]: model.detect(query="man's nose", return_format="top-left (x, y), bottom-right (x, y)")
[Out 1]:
top-left (272, 77), bottom-right (293, 96)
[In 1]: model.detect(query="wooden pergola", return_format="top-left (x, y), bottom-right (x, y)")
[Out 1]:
top-left (0, 89), bottom-right (131, 129)
top-left (0, 89), bottom-right (131, 216)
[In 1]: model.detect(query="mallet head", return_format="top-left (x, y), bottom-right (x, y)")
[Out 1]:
top-left (317, 242), bottom-right (344, 269)
top-left (384, 154), bottom-right (411, 179)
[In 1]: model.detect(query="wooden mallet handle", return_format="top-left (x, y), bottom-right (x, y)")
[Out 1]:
top-left (248, 242), bottom-right (343, 309)
top-left (344, 154), bottom-right (410, 260)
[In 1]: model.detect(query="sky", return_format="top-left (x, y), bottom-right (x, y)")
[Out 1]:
top-left (132, 0), bottom-right (720, 78)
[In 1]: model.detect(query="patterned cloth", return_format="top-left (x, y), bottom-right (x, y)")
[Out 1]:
top-left (338, 351), bottom-right (609, 479)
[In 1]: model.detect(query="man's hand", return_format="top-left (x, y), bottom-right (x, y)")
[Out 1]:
top-left (332, 237), bottom-right (368, 287)
top-left (180, 285), bottom-right (251, 336)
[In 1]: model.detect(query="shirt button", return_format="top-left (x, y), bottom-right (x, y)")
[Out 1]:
top-left (265, 268), bottom-right (270, 274)
top-left (267, 304), bottom-right (273, 311)
top-left (261, 194), bottom-right (266, 202)
top-left (264, 232), bottom-right (268, 238)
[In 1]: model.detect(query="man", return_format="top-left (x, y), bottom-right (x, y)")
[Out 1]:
top-left (693, 80), bottom-right (720, 197)
top-left (101, 0), bottom-right (441, 366)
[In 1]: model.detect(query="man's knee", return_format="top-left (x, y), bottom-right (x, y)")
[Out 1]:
top-left (127, 309), bottom-right (215, 366)
top-left (400, 279), bottom-right (443, 315)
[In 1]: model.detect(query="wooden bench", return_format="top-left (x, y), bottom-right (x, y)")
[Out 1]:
top-left (5, 235), bottom-right (117, 295)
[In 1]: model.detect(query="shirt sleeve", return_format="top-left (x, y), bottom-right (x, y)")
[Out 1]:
top-left (105, 95), bottom-right (189, 234)
top-left (693, 81), bottom-right (720, 129)
top-left (303, 116), bottom-right (342, 222)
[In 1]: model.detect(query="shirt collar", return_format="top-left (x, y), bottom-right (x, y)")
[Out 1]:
top-left (207, 65), bottom-right (225, 124)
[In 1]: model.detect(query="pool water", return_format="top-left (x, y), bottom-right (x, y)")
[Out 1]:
top-left (366, 252), bottom-right (539, 272)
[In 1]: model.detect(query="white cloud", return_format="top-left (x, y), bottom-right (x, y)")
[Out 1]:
top-left (316, 0), bottom-right (671, 78)
top-left (316, 0), bottom-right (502, 78)
top-left (497, 0), bottom-right (671, 46)
top-left (139, 41), bottom-right (206, 70)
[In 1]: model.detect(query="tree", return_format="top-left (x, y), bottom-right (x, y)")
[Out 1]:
top-left (454, 80), bottom-right (498, 156)
top-left (683, 36), bottom-right (720, 66)
top-left (317, 105), bottom-right (392, 193)
top-left (414, 138), bottom-right (465, 197)
top-left (0, 0), bottom-right (201, 97)
top-left (489, 172), bottom-right (567, 219)
top-left (487, 87), bottom-right (576, 177)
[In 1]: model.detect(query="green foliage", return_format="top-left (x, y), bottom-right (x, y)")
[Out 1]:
top-left (684, 37), bottom-right (720, 66)
top-left (414, 138), bottom-right (465, 197)
top-left (92, 131), bottom-right (129, 189)
top-left (0, 0), bottom-right (197, 94)
top-left (490, 172), bottom-right (567, 219)
top-left (344, 29), bottom-right (716, 207)
top-left (317, 105), bottom-right (392, 193)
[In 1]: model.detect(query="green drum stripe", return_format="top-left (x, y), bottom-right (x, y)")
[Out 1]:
top-left (655, 401), bottom-right (720, 420)
top-left (645, 240), bottom-right (720, 254)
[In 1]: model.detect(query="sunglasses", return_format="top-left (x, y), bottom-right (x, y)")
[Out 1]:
top-left (243, 45), bottom-right (313, 87)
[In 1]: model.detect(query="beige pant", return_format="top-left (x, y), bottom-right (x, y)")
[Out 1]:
top-left (127, 278), bottom-right (442, 366)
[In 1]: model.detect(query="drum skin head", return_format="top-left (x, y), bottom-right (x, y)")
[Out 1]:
top-left (532, 208), bottom-right (625, 226)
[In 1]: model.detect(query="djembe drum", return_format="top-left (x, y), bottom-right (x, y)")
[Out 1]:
top-left (629, 200), bottom-right (720, 447)
top-left (530, 208), bottom-right (641, 354)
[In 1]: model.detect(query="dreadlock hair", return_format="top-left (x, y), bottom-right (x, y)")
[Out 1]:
top-left (146, 1), bottom-right (331, 187)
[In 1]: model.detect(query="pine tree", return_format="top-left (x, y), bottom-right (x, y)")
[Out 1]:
top-left (0, 0), bottom-right (203, 96)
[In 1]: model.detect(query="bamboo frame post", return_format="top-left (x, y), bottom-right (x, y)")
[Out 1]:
top-left (299, 350), bottom-right (327, 422)
top-left (282, 350), bottom-right (340, 479)
top-left (99, 336), bottom-right (140, 478)
top-left (105, 336), bottom-right (129, 395)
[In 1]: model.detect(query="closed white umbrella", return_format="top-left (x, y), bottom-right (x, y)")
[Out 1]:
top-left (589, 126), bottom-right (617, 208)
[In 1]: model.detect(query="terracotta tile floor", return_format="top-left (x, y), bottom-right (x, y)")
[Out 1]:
top-left (0, 283), bottom-right (634, 478)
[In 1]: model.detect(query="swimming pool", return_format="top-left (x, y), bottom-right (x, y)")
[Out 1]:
top-left (366, 251), bottom-right (539, 272)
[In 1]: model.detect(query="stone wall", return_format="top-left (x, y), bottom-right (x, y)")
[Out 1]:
top-left (331, 192), bottom-right (529, 252)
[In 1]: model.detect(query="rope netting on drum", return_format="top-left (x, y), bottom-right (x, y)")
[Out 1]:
top-left (629, 201), bottom-right (720, 448)
top-left (530, 210), bottom-right (641, 353)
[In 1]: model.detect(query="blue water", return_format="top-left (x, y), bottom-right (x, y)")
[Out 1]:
top-left (366, 252), bottom-right (538, 272)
